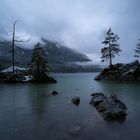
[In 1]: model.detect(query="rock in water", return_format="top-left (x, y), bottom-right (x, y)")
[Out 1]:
top-left (90, 93), bottom-right (127, 122)
top-left (47, 91), bottom-right (58, 96)
top-left (51, 91), bottom-right (58, 96)
top-left (90, 93), bottom-right (107, 106)
top-left (95, 60), bottom-right (140, 82)
top-left (72, 97), bottom-right (80, 105)
top-left (47, 90), bottom-right (58, 96)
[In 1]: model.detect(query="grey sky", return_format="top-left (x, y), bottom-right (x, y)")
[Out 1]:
top-left (0, 0), bottom-right (140, 64)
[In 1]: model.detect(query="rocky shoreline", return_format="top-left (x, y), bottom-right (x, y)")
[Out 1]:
top-left (95, 60), bottom-right (140, 82)
top-left (0, 72), bottom-right (57, 84)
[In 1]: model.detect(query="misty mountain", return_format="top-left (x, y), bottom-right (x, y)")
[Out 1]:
top-left (41, 38), bottom-right (91, 64)
top-left (0, 39), bottom-right (93, 67)
top-left (0, 39), bottom-right (102, 72)
top-left (0, 41), bottom-right (31, 68)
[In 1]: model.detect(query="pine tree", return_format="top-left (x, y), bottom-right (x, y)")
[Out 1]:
top-left (101, 27), bottom-right (121, 66)
top-left (134, 39), bottom-right (140, 58)
top-left (29, 42), bottom-right (50, 75)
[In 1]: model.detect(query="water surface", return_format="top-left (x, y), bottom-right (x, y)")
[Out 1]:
top-left (0, 73), bottom-right (140, 140)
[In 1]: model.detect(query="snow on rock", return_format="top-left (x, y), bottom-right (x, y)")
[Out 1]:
top-left (1, 66), bottom-right (27, 73)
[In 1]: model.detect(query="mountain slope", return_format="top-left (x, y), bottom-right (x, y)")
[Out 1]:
top-left (0, 40), bottom-right (91, 69)
top-left (0, 41), bottom-right (31, 68)
top-left (41, 38), bottom-right (91, 64)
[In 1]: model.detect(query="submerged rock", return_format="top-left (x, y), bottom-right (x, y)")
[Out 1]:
top-left (51, 91), bottom-right (59, 96)
top-left (72, 97), bottom-right (80, 105)
top-left (47, 91), bottom-right (59, 96)
top-left (68, 123), bottom-right (83, 137)
top-left (90, 93), bottom-right (127, 122)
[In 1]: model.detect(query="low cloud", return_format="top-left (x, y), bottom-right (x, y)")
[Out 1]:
top-left (0, 0), bottom-right (140, 63)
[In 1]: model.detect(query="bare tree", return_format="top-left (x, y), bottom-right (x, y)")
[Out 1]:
top-left (11, 21), bottom-right (16, 76)
top-left (11, 21), bottom-right (30, 76)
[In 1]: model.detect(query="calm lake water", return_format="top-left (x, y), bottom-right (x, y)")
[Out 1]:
top-left (0, 73), bottom-right (140, 140)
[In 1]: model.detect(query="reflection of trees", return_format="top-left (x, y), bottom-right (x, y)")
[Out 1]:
top-left (27, 84), bottom-right (49, 119)
top-left (97, 82), bottom-right (140, 101)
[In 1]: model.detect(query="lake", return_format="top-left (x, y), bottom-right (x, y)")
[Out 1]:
top-left (0, 73), bottom-right (140, 140)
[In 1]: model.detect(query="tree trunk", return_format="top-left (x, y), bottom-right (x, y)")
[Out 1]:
top-left (109, 35), bottom-right (112, 66)
top-left (12, 22), bottom-right (16, 76)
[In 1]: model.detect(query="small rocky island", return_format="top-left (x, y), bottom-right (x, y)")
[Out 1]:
top-left (95, 60), bottom-right (140, 82)
top-left (0, 42), bottom-right (57, 84)
top-left (90, 93), bottom-right (127, 122)
top-left (0, 69), bottom-right (57, 83)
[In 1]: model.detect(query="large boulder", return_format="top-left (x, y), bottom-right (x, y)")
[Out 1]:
top-left (90, 93), bottom-right (127, 122)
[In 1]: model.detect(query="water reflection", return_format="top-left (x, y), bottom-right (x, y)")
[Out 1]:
top-left (27, 84), bottom-right (49, 119)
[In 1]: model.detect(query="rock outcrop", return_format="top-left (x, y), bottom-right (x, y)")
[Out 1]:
top-left (0, 72), bottom-right (57, 84)
top-left (90, 93), bottom-right (127, 122)
top-left (95, 60), bottom-right (140, 82)
top-left (30, 72), bottom-right (57, 83)
top-left (72, 97), bottom-right (80, 105)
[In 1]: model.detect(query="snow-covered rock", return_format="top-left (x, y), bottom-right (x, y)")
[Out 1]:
top-left (1, 66), bottom-right (27, 73)
top-left (22, 76), bottom-right (32, 82)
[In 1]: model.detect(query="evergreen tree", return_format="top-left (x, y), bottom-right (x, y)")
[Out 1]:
top-left (101, 27), bottom-right (121, 66)
top-left (134, 39), bottom-right (140, 58)
top-left (29, 42), bottom-right (50, 75)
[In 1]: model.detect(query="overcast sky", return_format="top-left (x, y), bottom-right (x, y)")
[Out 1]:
top-left (0, 0), bottom-right (140, 64)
